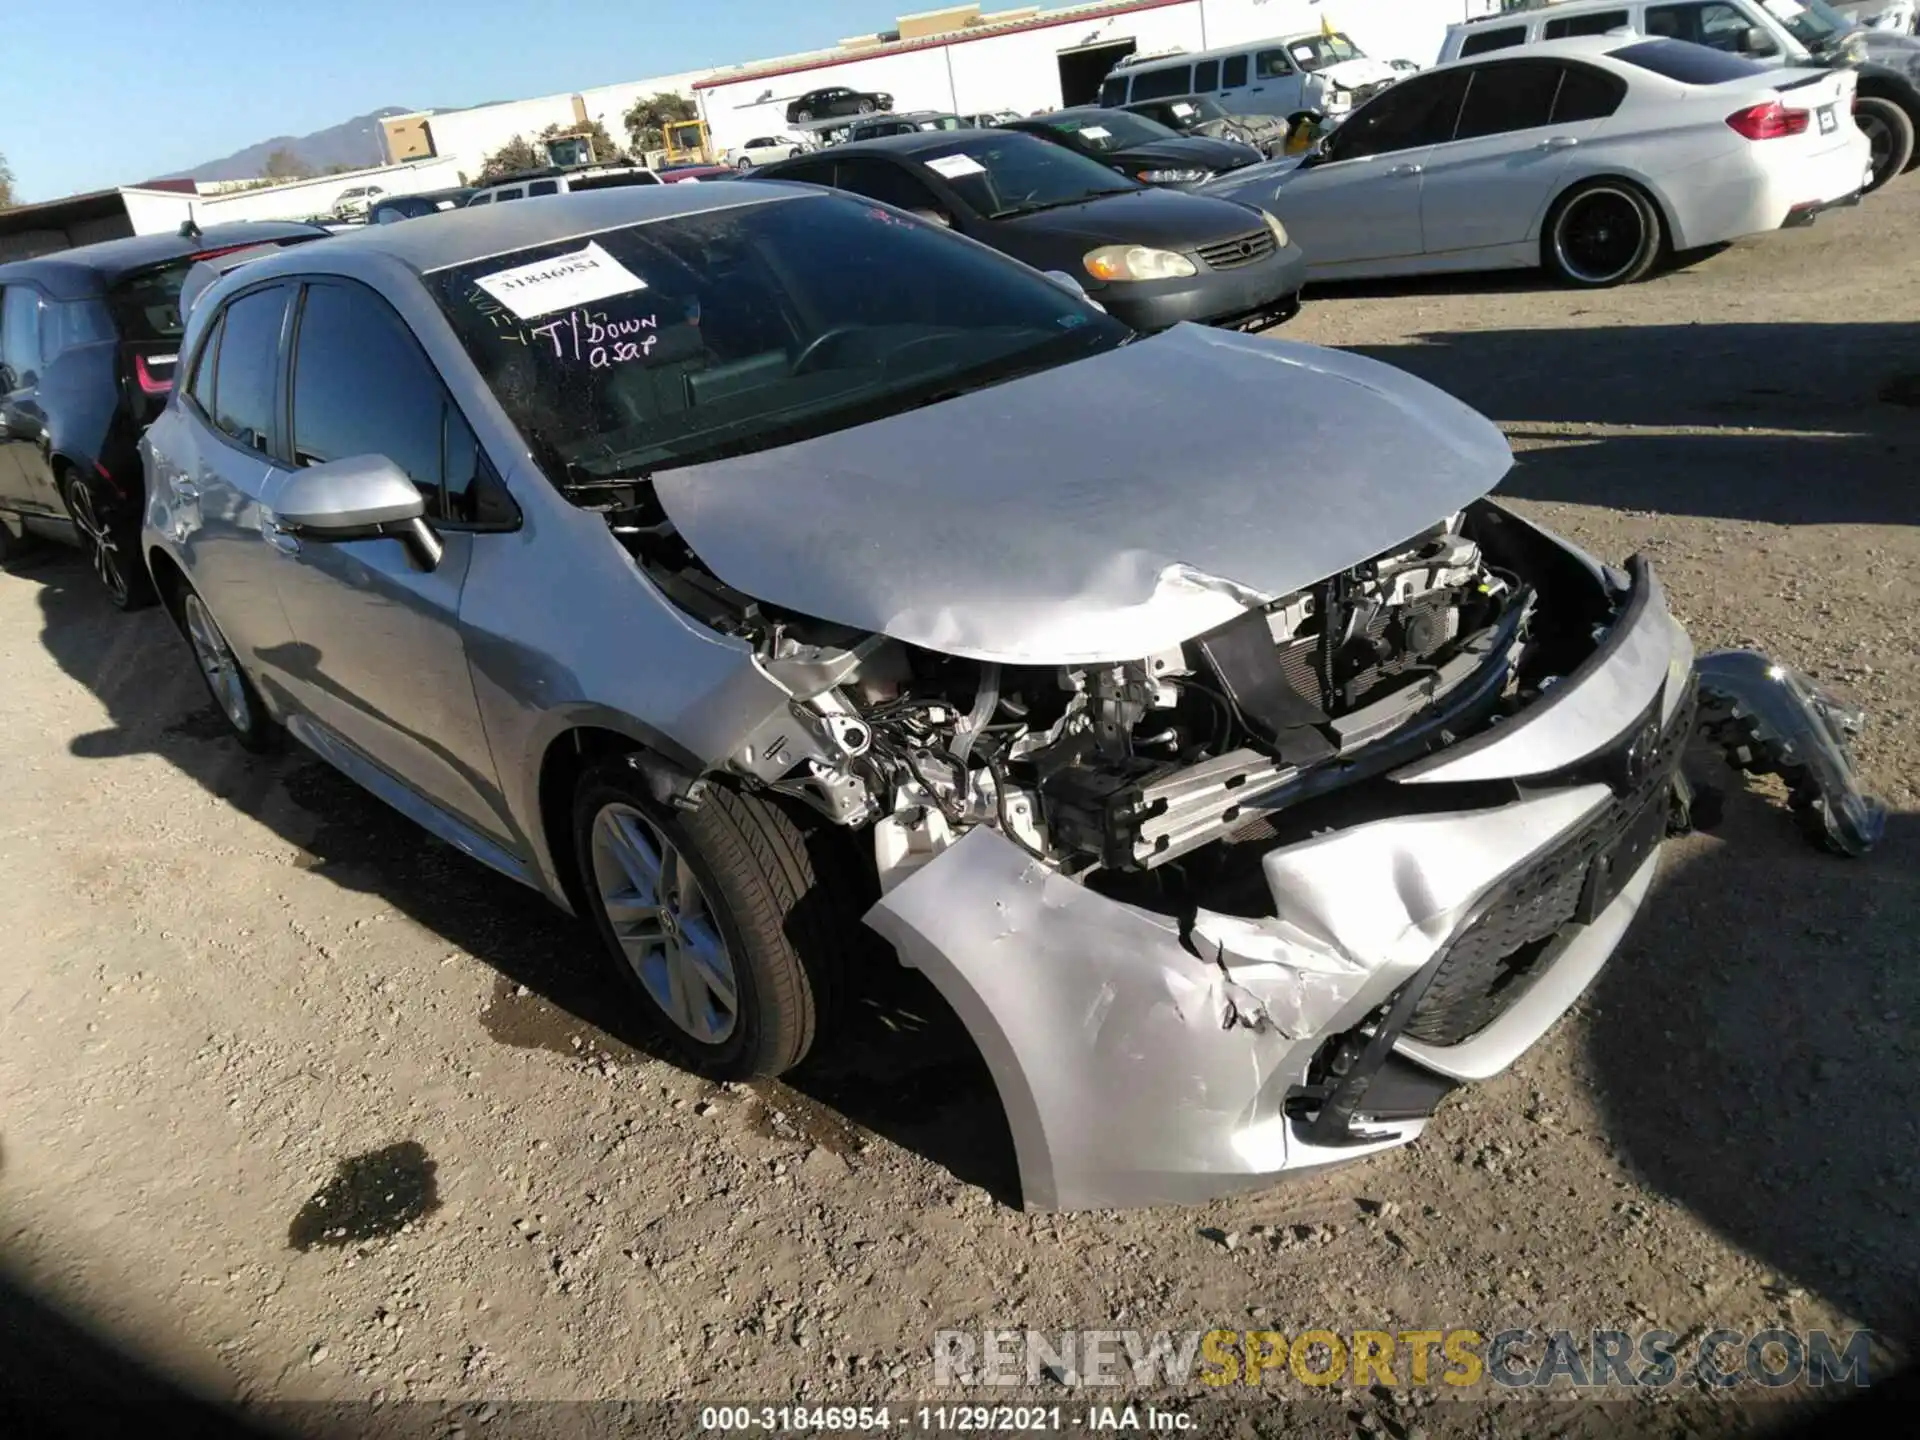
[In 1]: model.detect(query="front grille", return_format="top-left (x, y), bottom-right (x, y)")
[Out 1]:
top-left (1401, 682), bottom-right (1697, 1047)
top-left (1196, 228), bottom-right (1278, 271)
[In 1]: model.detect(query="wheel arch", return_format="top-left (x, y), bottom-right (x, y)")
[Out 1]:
top-left (1542, 171), bottom-right (1676, 260)
top-left (146, 546), bottom-right (191, 632)
top-left (534, 724), bottom-right (705, 918)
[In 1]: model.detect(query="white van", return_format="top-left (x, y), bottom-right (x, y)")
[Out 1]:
top-left (1433, 0), bottom-right (1919, 187)
top-left (465, 165), bottom-right (663, 206)
top-left (1098, 31), bottom-right (1401, 121)
top-left (1439, 0), bottom-right (1842, 63)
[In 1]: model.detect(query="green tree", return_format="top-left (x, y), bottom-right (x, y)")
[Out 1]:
top-left (476, 134), bottom-right (542, 181)
top-left (262, 147), bottom-right (315, 181)
top-left (622, 92), bottom-right (696, 153)
top-left (0, 151), bottom-right (16, 210)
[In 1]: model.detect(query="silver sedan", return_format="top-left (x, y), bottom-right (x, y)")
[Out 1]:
top-left (140, 182), bottom-right (1879, 1210)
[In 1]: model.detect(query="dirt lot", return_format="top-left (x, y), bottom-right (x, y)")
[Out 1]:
top-left (3, 184), bottom-right (1918, 1439)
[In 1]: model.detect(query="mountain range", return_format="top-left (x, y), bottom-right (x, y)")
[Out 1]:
top-left (165, 107), bottom-right (416, 182)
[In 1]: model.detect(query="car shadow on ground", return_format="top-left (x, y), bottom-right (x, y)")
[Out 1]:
top-left (1301, 245), bottom-right (1733, 303)
top-left (1584, 767), bottom-right (1920, 1353)
top-left (1338, 320), bottom-right (1920, 528)
top-left (23, 549), bottom-right (1021, 1207)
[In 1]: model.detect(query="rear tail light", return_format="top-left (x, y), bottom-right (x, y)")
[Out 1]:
top-left (1726, 101), bottom-right (1810, 140)
top-left (133, 354), bottom-right (174, 395)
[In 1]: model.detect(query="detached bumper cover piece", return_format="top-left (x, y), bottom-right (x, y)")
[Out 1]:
top-left (1696, 649), bottom-right (1886, 857)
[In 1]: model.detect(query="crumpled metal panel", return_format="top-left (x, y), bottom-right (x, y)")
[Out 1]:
top-left (1696, 649), bottom-right (1886, 857)
top-left (656, 324), bottom-right (1512, 665)
top-left (865, 784), bottom-right (1618, 1211)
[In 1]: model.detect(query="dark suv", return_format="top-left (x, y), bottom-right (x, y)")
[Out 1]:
top-left (0, 221), bottom-right (326, 607)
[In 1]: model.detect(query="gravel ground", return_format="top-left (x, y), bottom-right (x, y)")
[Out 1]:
top-left (2, 183), bottom-right (1917, 1440)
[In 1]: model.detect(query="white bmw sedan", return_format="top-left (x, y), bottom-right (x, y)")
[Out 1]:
top-left (1201, 35), bottom-right (1874, 287)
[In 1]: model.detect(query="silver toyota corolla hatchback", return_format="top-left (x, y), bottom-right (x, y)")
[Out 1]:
top-left (141, 182), bottom-right (1879, 1210)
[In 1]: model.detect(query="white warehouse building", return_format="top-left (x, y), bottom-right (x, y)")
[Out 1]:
top-left (695, 0), bottom-right (1499, 155)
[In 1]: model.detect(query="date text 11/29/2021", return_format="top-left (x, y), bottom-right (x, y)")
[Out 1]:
top-left (699, 1405), bottom-right (1195, 1432)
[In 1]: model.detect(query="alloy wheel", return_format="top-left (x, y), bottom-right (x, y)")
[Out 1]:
top-left (183, 593), bottom-right (252, 733)
top-left (1552, 188), bottom-right (1644, 286)
top-left (1859, 110), bottom-right (1893, 178)
top-left (589, 803), bottom-right (740, 1044)
top-left (65, 478), bottom-right (129, 606)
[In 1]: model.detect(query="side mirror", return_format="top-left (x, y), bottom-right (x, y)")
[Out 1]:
top-left (1042, 269), bottom-right (1089, 298)
top-left (276, 455), bottom-right (443, 570)
top-left (910, 206), bottom-right (953, 228)
top-left (1741, 25), bottom-right (1779, 55)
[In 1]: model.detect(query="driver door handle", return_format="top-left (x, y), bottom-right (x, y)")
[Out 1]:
top-left (1539, 136), bottom-right (1581, 150)
top-left (1387, 163), bottom-right (1423, 177)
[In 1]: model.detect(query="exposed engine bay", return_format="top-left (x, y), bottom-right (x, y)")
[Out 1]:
top-left (598, 490), bottom-right (1610, 901)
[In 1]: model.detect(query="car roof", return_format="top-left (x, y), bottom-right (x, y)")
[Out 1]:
top-left (1426, 33), bottom-right (1656, 72)
top-left (220, 181), bottom-right (811, 280)
top-left (770, 128), bottom-right (1005, 161)
top-left (1013, 107), bottom-right (1109, 123)
top-left (1113, 31), bottom-right (1338, 67)
top-left (0, 220), bottom-right (330, 298)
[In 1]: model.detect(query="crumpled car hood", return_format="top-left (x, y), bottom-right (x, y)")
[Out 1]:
top-left (653, 324), bottom-right (1511, 665)
top-left (1319, 57), bottom-right (1399, 90)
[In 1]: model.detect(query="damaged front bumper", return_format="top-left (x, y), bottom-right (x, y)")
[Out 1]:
top-left (864, 558), bottom-right (1883, 1211)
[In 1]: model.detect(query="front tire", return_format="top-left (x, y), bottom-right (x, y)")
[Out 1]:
top-left (857, 100), bottom-right (876, 115)
top-left (1854, 95), bottom-right (1915, 190)
top-left (795, 109), bottom-right (812, 123)
top-left (62, 471), bottom-right (155, 611)
top-left (572, 766), bottom-right (842, 1079)
top-left (1543, 179), bottom-right (1663, 288)
top-left (180, 588), bottom-right (282, 753)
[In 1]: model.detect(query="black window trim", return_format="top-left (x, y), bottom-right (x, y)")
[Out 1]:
top-left (283, 275), bottom-right (520, 534)
top-left (181, 307), bottom-right (226, 424)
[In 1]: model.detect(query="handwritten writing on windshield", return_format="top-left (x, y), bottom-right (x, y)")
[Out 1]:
top-left (528, 308), bottom-right (660, 369)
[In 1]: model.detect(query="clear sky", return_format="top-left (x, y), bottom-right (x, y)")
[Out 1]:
top-left (2, 0), bottom-right (916, 203)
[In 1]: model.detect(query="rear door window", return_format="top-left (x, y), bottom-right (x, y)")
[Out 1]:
top-left (1453, 60), bottom-right (1564, 140)
top-left (1, 286), bottom-right (45, 385)
top-left (833, 158), bottom-right (943, 213)
top-left (208, 285), bottom-right (290, 454)
top-left (1544, 9), bottom-right (1630, 37)
top-left (1459, 25), bottom-right (1527, 57)
top-left (1222, 55), bottom-right (1249, 88)
top-left (185, 311), bottom-right (223, 415)
top-left (1552, 62), bottom-right (1627, 121)
top-left (1194, 59), bottom-right (1220, 91)
top-left (528, 179), bottom-right (560, 196)
top-left (1099, 76), bottom-right (1129, 105)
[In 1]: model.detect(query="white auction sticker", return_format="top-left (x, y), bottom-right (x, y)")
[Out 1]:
top-left (474, 241), bottom-right (647, 321)
top-left (1170, 102), bottom-right (1195, 116)
top-left (1079, 125), bottom-right (1112, 141)
top-left (926, 153), bottom-right (987, 178)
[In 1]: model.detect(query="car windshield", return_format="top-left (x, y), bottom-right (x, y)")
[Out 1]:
top-left (1042, 110), bottom-right (1180, 152)
top-left (1288, 33), bottom-right (1363, 71)
top-left (917, 132), bottom-right (1140, 217)
top-left (1156, 96), bottom-right (1231, 127)
top-left (428, 191), bottom-right (1130, 482)
top-left (1765, 0), bottom-right (1850, 51)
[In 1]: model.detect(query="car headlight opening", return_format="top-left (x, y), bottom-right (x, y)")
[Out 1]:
top-left (1082, 245), bottom-right (1199, 282)
top-left (1260, 209), bottom-right (1289, 249)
